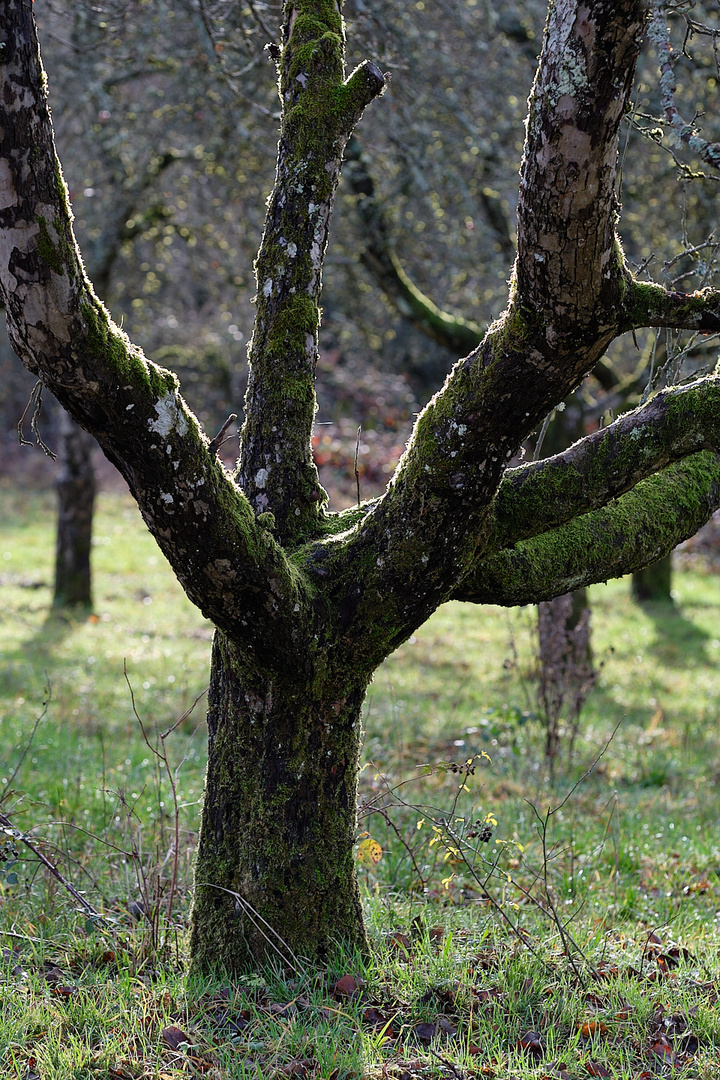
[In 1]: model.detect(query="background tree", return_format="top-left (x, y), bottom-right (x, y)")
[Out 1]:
top-left (4, 0), bottom-right (720, 977)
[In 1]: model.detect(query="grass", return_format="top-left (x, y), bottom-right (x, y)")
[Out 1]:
top-left (2, 481), bottom-right (720, 1076)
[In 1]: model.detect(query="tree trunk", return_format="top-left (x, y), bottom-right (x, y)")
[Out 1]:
top-left (631, 553), bottom-right (673, 603)
top-left (535, 398), bottom-right (595, 756)
top-left (53, 408), bottom-right (96, 609)
top-left (189, 632), bottom-right (371, 973)
top-left (537, 588), bottom-right (593, 771)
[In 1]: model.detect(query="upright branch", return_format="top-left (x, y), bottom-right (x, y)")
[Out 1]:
top-left (237, 1), bottom-right (385, 539)
top-left (0, 0), bottom-right (299, 667)
top-left (317, 2), bottom-right (651, 672)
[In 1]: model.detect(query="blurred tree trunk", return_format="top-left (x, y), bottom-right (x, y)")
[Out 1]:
top-left (53, 409), bottom-right (96, 608)
top-left (535, 398), bottom-right (595, 763)
top-left (631, 554), bottom-right (673, 602)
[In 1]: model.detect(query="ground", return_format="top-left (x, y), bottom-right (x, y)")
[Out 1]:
top-left (2, 468), bottom-right (720, 1076)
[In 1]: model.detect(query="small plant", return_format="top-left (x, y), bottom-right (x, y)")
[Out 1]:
top-left (120, 663), bottom-right (207, 968)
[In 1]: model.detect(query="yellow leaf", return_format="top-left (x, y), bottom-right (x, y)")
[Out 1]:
top-left (357, 836), bottom-right (382, 868)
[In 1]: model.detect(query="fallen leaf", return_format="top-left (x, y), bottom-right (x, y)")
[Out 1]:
top-left (541, 1061), bottom-right (574, 1079)
top-left (161, 1025), bottom-right (193, 1051)
top-left (281, 1058), bottom-right (314, 1078)
top-left (578, 1020), bottom-right (608, 1037)
top-left (648, 1035), bottom-right (684, 1067)
top-left (518, 1030), bottom-right (544, 1056)
top-left (414, 1021), bottom-right (439, 1043)
top-left (584, 1063), bottom-right (612, 1078)
top-left (333, 974), bottom-right (359, 998)
top-left (268, 1001), bottom-right (298, 1017)
top-left (388, 931), bottom-right (413, 954)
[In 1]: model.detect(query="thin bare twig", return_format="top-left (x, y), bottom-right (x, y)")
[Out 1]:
top-left (195, 881), bottom-right (306, 975)
top-left (0, 809), bottom-right (111, 930)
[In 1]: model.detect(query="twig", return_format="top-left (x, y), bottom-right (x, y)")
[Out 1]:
top-left (649, 5), bottom-right (720, 172)
top-left (0, 809), bottom-right (111, 930)
top-left (17, 381), bottom-right (56, 459)
top-left (428, 1048), bottom-right (464, 1079)
top-left (354, 424), bottom-right (362, 507)
top-left (3, 684), bottom-right (50, 796)
top-left (208, 413), bottom-right (237, 456)
top-left (195, 882), bottom-right (306, 976)
top-left (161, 686), bottom-right (209, 740)
top-left (545, 716), bottom-right (624, 820)
top-left (532, 410), bottom-right (553, 461)
top-left (124, 663), bottom-right (203, 932)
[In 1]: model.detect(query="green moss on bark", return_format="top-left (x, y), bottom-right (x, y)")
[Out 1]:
top-left (80, 299), bottom-right (177, 398)
top-left (35, 216), bottom-right (64, 274)
top-left (189, 632), bottom-right (370, 974)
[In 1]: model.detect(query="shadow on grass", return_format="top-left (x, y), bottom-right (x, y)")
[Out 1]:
top-left (639, 598), bottom-right (712, 667)
top-left (0, 605), bottom-right (90, 698)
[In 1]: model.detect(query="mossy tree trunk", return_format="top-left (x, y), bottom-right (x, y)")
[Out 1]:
top-left (7, 0), bottom-right (720, 973)
top-left (189, 633), bottom-right (370, 971)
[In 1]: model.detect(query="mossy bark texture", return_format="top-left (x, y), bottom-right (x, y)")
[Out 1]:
top-left (6, 0), bottom-right (720, 974)
top-left (189, 633), bottom-right (370, 970)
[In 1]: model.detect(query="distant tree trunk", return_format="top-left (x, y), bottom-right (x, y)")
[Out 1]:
top-left (537, 588), bottom-right (594, 771)
top-left (189, 633), bottom-right (370, 971)
top-left (536, 399), bottom-right (595, 757)
top-left (631, 553), bottom-right (673, 602)
top-left (53, 408), bottom-right (96, 609)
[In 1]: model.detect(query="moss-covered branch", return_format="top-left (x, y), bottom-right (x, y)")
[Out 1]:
top-left (453, 452), bottom-right (720, 606)
top-left (621, 277), bottom-right (720, 333)
top-left (237, 3), bottom-right (385, 539)
top-left (487, 375), bottom-right (720, 551)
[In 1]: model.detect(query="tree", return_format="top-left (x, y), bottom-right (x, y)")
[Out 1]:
top-left (3, 0), bottom-right (720, 975)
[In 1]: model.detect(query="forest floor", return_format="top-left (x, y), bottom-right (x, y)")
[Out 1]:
top-left (2, 480), bottom-right (720, 1078)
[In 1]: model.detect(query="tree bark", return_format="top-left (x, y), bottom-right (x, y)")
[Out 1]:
top-left (53, 408), bottom-right (96, 608)
top-left (189, 633), bottom-right (370, 972)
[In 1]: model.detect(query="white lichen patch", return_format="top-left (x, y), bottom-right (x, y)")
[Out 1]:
top-left (255, 468), bottom-right (269, 489)
top-left (160, 491), bottom-right (174, 504)
top-left (148, 393), bottom-right (189, 439)
top-left (263, 279), bottom-right (273, 297)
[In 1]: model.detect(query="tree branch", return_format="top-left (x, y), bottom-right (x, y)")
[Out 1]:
top-left (0, 0), bottom-right (300, 666)
top-left (454, 451), bottom-right (720, 606)
top-left (621, 277), bottom-right (720, 333)
top-left (343, 136), bottom-right (485, 355)
top-left (237, 3), bottom-right (385, 538)
top-left (317, 4), bottom-right (652, 670)
top-left (648, 4), bottom-right (720, 173)
top-left (486, 375), bottom-right (720, 552)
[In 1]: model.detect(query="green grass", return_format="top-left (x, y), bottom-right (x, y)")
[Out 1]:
top-left (2, 482), bottom-right (720, 1077)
